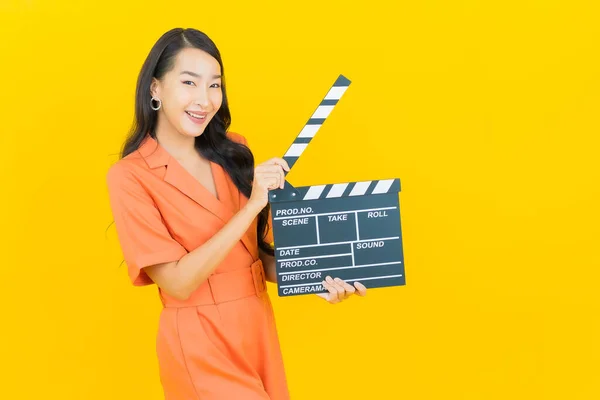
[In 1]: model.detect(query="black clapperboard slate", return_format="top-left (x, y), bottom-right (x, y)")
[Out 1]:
top-left (268, 75), bottom-right (406, 297)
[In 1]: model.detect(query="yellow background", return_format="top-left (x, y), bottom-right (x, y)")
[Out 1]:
top-left (1, 0), bottom-right (599, 398)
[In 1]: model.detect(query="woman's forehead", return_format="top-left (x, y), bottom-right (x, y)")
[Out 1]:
top-left (174, 48), bottom-right (221, 75)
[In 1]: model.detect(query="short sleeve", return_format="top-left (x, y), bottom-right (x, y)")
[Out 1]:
top-left (106, 164), bottom-right (188, 286)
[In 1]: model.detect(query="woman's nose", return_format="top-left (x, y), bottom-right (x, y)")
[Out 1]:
top-left (194, 89), bottom-right (210, 108)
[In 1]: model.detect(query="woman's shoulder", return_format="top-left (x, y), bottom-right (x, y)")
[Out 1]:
top-left (226, 131), bottom-right (249, 146)
top-left (105, 152), bottom-right (147, 189)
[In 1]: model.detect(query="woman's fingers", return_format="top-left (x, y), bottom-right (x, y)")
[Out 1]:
top-left (334, 278), bottom-right (355, 299)
top-left (353, 281), bottom-right (367, 296)
top-left (318, 277), bottom-right (367, 304)
top-left (261, 177), bottom-right (279, 190)
top-left (322, 278), bottom-right (342, 304)
top-left (328, 277), bottom-right (346, 302)
top-left (279, 164), bottom-right (285, 188)
top-left (256, 163), bottom-right (287, 189)
top-left (258, 158), bottom-right (290, 189)
top-left (256, 172), bottom-right (281, 188)
top-left (264, 157), bottom-right (290, 172)
top-left (249, 157), bottom-right (290, 207)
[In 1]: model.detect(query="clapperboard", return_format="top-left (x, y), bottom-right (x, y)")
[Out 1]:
top-left (268, 75), bottom-right (406, 297)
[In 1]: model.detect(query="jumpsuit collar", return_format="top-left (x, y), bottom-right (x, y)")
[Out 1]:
top-left (137, 133), bottom-right (257, 259)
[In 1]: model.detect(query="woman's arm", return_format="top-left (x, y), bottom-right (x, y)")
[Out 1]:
top-left (146, 201), bottom-right (264, 300)
top-left (145, 156), bottom-right (288, 300)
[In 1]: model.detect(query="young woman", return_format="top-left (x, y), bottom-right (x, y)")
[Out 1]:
top-left (106, 27), bottom-right (367, 400)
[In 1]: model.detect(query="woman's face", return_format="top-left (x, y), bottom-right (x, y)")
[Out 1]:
top-left (150, 47), bottom-right (223, 138)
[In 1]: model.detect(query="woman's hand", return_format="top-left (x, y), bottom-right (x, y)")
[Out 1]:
top-left (248, 157), bottom-right (290, 210)
top-left (317, 276), bottom-right (367, 304)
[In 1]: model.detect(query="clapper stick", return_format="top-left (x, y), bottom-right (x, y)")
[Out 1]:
top-left (268, 74), bottom-right (405, 297)
top-left (282, 74), bottom-right (351, 171)
top-left (271, 75), bottom-right (351, 202)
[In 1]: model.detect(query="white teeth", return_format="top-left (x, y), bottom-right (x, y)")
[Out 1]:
top-left (186, 111), bottom-right (205, 119)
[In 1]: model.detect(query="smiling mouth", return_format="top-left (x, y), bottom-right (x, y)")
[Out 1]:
top-left (185, 111), bottom-right (206, 119)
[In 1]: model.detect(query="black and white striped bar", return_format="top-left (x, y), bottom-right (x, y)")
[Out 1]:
top-left (282, 75), bottom-right (351, 171)
top-left (269, 178), bottom-right (405, 297)
top-left (293, 178), bottom-right (400, 201)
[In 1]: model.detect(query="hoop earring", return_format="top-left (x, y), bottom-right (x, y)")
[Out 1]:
top-left (151, 97), bottom-right (162, 111)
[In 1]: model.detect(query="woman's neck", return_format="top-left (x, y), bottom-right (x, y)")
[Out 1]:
top-left (155, 122), bottom-right (198, 161)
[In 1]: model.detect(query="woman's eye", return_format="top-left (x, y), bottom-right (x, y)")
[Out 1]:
top-left (183, 81), bottom-right (195, 86)
top-left (211, 83), bottom-right (221, 88)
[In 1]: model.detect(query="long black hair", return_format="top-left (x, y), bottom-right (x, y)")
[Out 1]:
top-left (118, 27), bottom-right (274, 256)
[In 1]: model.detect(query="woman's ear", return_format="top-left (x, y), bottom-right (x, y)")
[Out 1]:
top-left (150, 77), bottom-right (160, 98)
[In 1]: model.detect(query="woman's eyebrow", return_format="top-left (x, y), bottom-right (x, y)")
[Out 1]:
top-left (180, 70), bottom-right (222, 79)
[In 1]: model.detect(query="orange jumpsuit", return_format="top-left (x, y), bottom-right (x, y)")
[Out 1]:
top-left (106, 132), bottom-right (290, 399)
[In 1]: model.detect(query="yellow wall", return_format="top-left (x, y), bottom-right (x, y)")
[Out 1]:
top-left (1, 0), bottom-right (599, 398)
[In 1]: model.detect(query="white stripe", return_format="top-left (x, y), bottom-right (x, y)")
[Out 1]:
top-left (273, 206), bottom-right (396, 220)
top-left (311, 105), bottom-right (334, 119)
top-left (372, 179), bottom-right (394, 194)
top-left (279, 261), bottom-right (402, 275)
top-left (349, 181), bottom-right (371, 196)
top-left (343, 274), bottom-right (403, 283)
top-left (278, 253), bottom-right (352, 262)
top-left (277, 236), bottom-right (400, 250)
top-left (303, 185), bottom-right (326, 200)
top-left (284, 143), bottom-right (307, 157)
top-left (324, 86), bottom-right (348, 100)
top-left (298, 124), bottom-right (321, 138)
top-left (280, 274), bottom-right (403, 288)
top-left (325, 183), bottom-right (348, 198)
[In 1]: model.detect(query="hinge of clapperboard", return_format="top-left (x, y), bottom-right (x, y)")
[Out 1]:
top-left (269, 74), bottom-right (400, 203)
